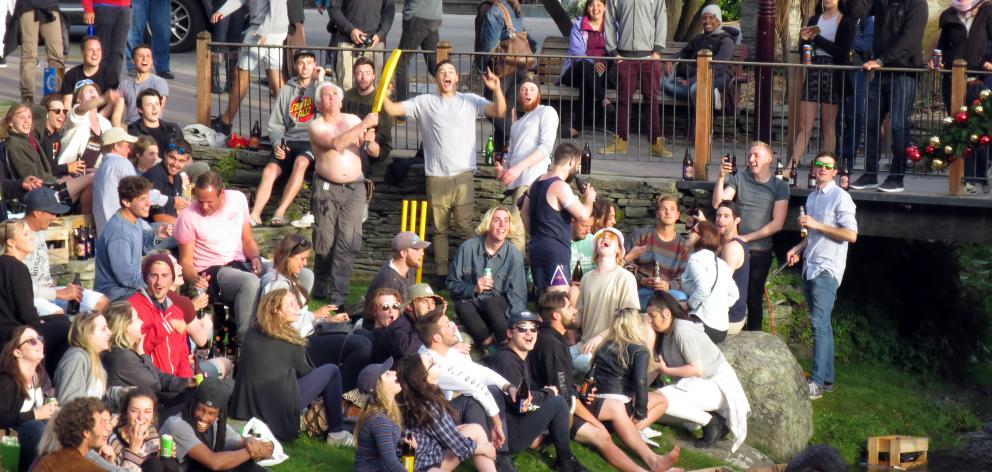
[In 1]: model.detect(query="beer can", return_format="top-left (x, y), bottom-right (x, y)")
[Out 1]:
top-left (87, 25), bottom-right (95, 37)
top-left (482, 268), bottom-right (493, 279)
top-left (45, 397), bottom-right (58, 405)
top-left (43, 67), bottom-right (64, 96)
top-left (160, 434), bottom-right (175, 458)
top-left (802, 45), bottom-right (813, 65)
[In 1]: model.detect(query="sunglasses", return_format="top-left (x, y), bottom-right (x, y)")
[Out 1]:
top-left (289, 237), bottom-right (312, 254)
top-left (18, 336), bottom-right (45, 347)
top-left (379, 303), bottom-right (403, 311)
top-left (73, 79), bottom-right (95, 92)
top-left (168, 143), bottom-right (188, 156)
top-left (48, 108), bottom-right (67, 115)
top-left (514, 325), bottom-right (538, 334)
top-left (813, 161), bottom-right (837, 170)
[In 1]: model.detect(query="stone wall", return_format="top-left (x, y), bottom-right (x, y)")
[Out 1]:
top-left (192, 145), bottom-right (712, 278)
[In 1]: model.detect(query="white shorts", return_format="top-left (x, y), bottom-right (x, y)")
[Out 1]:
top-left (237, 27), bottom-right (287, 72)
top-left (34, 288), bottom-right (105, 316)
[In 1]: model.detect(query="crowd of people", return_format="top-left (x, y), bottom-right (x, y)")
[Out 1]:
top-left (2, 0), bottom-right (954, 471)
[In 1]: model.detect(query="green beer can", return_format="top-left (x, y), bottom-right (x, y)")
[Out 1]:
top-left (160, 434), bottom-right (175, 458)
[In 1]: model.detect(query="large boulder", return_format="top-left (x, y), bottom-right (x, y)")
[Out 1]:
top-left (721, 331), bottom-right (812, 462)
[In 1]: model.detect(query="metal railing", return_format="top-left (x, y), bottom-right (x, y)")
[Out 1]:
top-left (195, 32), bottom-right (983, 195)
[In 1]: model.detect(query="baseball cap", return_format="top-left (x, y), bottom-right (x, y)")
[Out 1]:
top-left (293, 49), bottom-right (317, 62)
top-left (393, 231), bottom-right (431, 251)
top-left (357, 358), bottom-right (394, 395)
top-left (407, 283), bottom-right (443, 303)
top-left (24, 187), bottom-right (70, 215)
top-left (101, 127), bottom-right (138, 146)
top-left (508, 311), bottom-right (540, 328)
top-left (195, 378), bottom-right (232, 412)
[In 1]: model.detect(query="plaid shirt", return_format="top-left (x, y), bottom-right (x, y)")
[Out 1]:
top-left (409, 403), bottom-right (476, 471)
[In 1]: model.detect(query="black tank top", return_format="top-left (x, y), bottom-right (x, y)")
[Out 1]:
top-left (527, 176), bottom-right (573, 265)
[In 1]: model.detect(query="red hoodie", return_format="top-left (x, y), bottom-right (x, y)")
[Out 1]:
top-left (82, 0), bottom-right (132, 14)
top-left (128, 290), bottom-right (193, 378)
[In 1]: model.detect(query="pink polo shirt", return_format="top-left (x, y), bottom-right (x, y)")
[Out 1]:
top-left (174, 190), bottom-right (250, 273)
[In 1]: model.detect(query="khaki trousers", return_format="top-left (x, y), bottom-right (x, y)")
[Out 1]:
top-left (333, 41), bottom-right (384, 90)
top-left (426, 171), bottom-right (475, 276)
top-left (19, 10), bottom-right (65, 99)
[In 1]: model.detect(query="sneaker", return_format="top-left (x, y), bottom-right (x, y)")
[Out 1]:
top-left (599, 135), bottom-right (628, 154)
top-left (641, 427), bottom-right (663, 439)
top-left (713, 88), bottom-right (722, 111)
top-left (553, 455), bottom-right (590, 472)
top-left (158, 70), bottom-right (175, 80)
top-left (964, 182), bottom-right (981, 195)
top-left (650, 137), bottom-right (674, 159)
top-left (496, 453), bottom-right (519, 472)
top-left (211, 116), bottom-right (231, 135)
top-left (822, 382), bottom-right (834, 393)
top-left (325, 430), bottom-right (355, 447)
top-left (640, 429), bottom-right (660, 448)
top-left (808, 380), bottom-right (823, 400)
top-left (877, 175), bottom-right (905, 193)
top-left (849, 173), bottom-right (879, 190)
top-left (291, 212), bottom-right (314, 228)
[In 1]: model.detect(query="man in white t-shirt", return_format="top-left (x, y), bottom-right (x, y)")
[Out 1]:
top-left (494, 78), bottom-right (559, 253)
top-left (380, 61), bottom-right (506, 281)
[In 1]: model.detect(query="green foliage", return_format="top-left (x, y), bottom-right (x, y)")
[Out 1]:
top-left (215, 151), bottom-right (239, 185)
top-left (916, 89), bottom-right (992, 170)
top-left (719, 0), bottom-right (741, 21)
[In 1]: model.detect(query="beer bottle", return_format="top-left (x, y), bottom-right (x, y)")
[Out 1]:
top-left (839, 159), bottom-right (850, 191)
top-left (484, 135), bottom-right (494, 166)
top-left (775, 159), bottom-right (784, 180)
top-left (573, 175), bottom-right (589, 195)
top-left (799, 206), bottom-right (808, 238)
top-left (249, 121), bottom-right (261, 151)
top-left (66, 274), bottom-right (81, 315)
top-left (580, 142), bottom-right (592, 175)
top-left (85, 226), bottom-right (95, 259)
top-left (807, 162), bottom-right (817, 189)
top-left (653, 261), bottom-right (661, 283)
top-left (74, 228), bottom-right (86, 260)
top-left (578, 366), bottom-right (596, 404)
top-left (401, 432), bottom-right (415, 472)
top-left (731, 153), bottom-right (738, 175)
top-left (517, 379), bottom-right (531, 414)
top-left (571, 260), bottom-right (584, 285)
top-left (681, 149), bottom-right (694, 181)
top-left (789, 161), bottom-right (798, 189)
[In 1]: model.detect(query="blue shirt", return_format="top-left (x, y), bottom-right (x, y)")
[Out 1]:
top-left (94, 212), bottom-right (158, 301)
top-left (803, 181), bottom-right (858, 283)
top-left (446, 236), bottom-right (528, 316)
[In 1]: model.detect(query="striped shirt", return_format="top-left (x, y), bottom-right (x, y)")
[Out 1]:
top-left (626, 227), bottom-right (691, 289)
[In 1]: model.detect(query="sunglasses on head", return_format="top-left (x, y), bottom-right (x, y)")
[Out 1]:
top-left (514, 324), bottom-right (538, 334)
top-left (19, 336), bottom-right (45, 347)
top-left (73, 79), bottom-right (95, 92)
top-left (813, 161), bottom-right (836, 170)
top-left (289, 237), bottom-right (312, 254)
top-left (380, 302), bottom-right (403, 311)
top-left (168, 143), bottom-right (188, 156)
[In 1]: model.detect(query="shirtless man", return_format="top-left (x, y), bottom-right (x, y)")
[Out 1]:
top-left (308, 82), bottom-right (379, 303)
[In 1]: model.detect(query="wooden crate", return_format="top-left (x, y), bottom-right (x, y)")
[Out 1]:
top-left (53, 214), bottom-right (93, 231)
top-left (867, 435), bottom-right (928, 469)
top-left (45, 225), bottom-right (71, 264)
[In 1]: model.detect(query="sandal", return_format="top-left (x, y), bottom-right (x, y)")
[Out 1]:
top-left (270, 216), bottom-right (286, 226)
top-left (249, 216), bottom-right (260, 227)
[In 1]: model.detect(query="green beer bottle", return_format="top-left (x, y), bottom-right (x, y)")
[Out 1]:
top-left (485, 135), bottom-right (495, 166)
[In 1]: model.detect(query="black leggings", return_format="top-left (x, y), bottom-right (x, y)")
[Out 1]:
top-left (306, 330), bottom-right (373, 392)
top-left (746, 250), bottom-right (773, 331)
top-left (561, 60), bottom-right (610, 129)
top-left (454, 294), bottom-right (509, 347)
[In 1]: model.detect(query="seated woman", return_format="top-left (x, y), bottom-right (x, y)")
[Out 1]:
top-left (591, 197), bottom-right (619, 232)
top-left (560, 0), bottom-right (615, 137)
top-left (54, 311), bottom-right (112, 403)
top-left (681, 222), bottom-right (739, 343)
top-left (0, 219), bottom-right (71, 379)
top-left (647, 291), bottom-right (750, 450)
top-left (129, 136), bottom-right (161, 175)
top-left (0, 326), bottom-right (59, 470)
top-left (102, 301), bottom-right (195, 418)
top-left (587, 308), bottom-right (676, 472)
top-left (230, 289), bottom-right (353, 445)
top-left (1, 103), bottom-right (93, 213)
top-left (395, 353), bottom-right (496, 472)
top-left (353, 358), bottom-right (418, 472)
top-left (259, 234), bottom-right (371, 392)
top-left (108, 387), bottom-right (180, 472)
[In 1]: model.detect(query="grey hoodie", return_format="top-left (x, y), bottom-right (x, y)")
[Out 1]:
top-left (267, 76), bottom-right (327, 144)
top-left (605, 0), bottom-right (668, 58)
top-left (217, 0), bottom-right (289, 39)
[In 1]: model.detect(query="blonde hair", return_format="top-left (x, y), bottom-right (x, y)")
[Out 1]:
top-left (105, 301), bottom-right (138, 351)
top-left (255, 289), bottom-right (307, 346)
top-left (67, 312), bottom-right (108, 388)
top-left (475, 205), bottom-right (516, 238)
top-left (599, 308), bottom-right (652, 371)
top-left (0, 103), bottom-right (32, 140)
top-left (0, 219), bottom-right (28, 256)
top-left (354, 377), bottom-right (404, 437)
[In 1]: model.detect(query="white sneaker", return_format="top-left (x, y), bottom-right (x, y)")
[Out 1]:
top-left (291, 212), bottom-right (314, 229)
top-left (640, 430), bottom-right (660, 448)
top-left (641, 427), bottom-right (663, 439)
top-left (713, 88), bottom-right (722, 111)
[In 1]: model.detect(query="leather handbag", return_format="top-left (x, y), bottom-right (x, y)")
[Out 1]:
top-left (489, 1), bottom-right (536, 77)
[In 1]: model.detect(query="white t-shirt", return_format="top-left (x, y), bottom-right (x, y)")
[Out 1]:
top-left (815, 14), bottom-right (840, 57)
top-left (506, 105), bottom-right (558, 189)
top-left (403, 92), bottom-right (490, 177)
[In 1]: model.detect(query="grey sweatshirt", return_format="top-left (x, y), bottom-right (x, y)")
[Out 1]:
top-left (605, 0), bottom-right (667, 58)
top-left (403, 0), bottom-right (442, 20)
top-left (267, 76), bottom-right (326, 144)
top-left (217, 0), bottom-right (289, 39)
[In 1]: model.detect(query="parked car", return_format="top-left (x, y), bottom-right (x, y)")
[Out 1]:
top-left (62, 0), bottom-right (209, 52)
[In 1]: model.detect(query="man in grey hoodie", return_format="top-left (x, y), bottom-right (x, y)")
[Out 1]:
top-left (601, 0), bottom-right (673, 159)
top-left (209, 0), bottom-right (290, 135)
top-left (250, 49), bottom-right (328, 226)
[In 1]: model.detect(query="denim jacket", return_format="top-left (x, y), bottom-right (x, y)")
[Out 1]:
top-left (446, 236), bottom-right (527, 316)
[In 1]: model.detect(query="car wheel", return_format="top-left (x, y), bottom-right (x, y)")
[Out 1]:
top-left (170, 0), bottom-right (206, 53)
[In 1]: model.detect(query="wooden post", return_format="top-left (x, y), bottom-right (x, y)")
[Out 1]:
top-left (436, 41), bottom-right (453, 63)
top-left (694, 49), bottom-right (713, 181)
top-left (196, 32), bottom-right (212, 126)
top-left (949, 59), bottom-right (966, 196)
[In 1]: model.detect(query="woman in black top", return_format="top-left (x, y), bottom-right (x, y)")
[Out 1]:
top-left (0, 326), bottom-right (59, 470)
top-left (229, 288), bottom-right (351, 444)
top-left (587, 308), bottom-right (676, 472)
top-left (0, 103), bottom-right (94, 213)
top-left (0, 219), bottom-right (70, 377)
